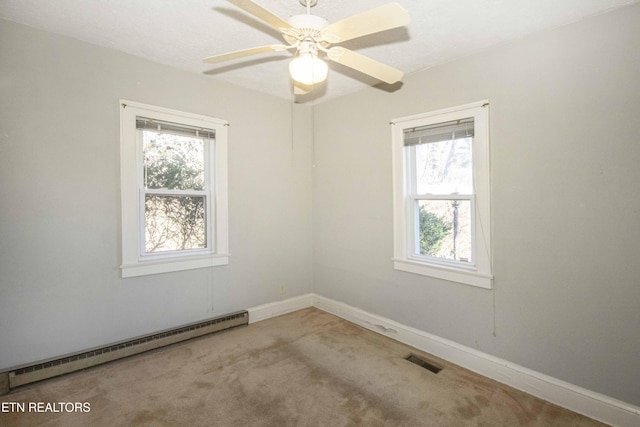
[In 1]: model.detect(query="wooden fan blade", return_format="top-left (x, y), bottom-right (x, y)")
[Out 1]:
top-left (227, 0), bottom-right (293, 30)
top-left (203, 45), bottom-right (290, 64)
top-left (327, 47), bottom-right (403, 84)
top-left (321, 2), bottom-right (409, 44)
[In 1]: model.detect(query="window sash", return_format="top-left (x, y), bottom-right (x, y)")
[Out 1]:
top-left (406, 137), bottom-right (477, 267)
top-left (138, 192), bottom-right (211, 258)
top-left (406, 142), bottom-right (474, 196)
top-left (408, 195), bottom-right (476, 268)
top-left (137, 129), bottom-right (213, 258)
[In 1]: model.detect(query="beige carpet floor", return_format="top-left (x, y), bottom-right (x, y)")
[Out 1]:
top-left (0, 307), bottom-right (606, 426)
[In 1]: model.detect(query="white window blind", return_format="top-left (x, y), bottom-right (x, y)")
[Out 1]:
top-left (136, 117), bottom-right (216, 139)
top-left (404, 117), bottom-right (474, 147)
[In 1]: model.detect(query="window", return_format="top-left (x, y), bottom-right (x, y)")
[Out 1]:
top-left (120, 100), bottom-right (229, 278)
top-left (391, 101), bottom-right (492, 288)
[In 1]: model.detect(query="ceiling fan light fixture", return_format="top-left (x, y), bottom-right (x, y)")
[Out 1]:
top-left (289, 52), bottom-right (328, 85)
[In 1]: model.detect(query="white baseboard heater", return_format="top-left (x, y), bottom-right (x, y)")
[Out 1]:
top-left (0, 310), bottom-right (248, 395)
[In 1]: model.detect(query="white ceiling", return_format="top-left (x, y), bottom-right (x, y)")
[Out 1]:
top-left (1, 0), bottom-right (638, 102)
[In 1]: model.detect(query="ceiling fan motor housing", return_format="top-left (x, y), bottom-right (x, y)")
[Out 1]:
top-left (288, 14), bottom-right (328, 31)
top-left (285, 14), bottom-right (329, 46)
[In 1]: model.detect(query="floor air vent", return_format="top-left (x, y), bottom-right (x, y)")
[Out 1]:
top-left (405, 354), bottom-right (442, 374)
top-left (0, 310), bottom-right (248, 395)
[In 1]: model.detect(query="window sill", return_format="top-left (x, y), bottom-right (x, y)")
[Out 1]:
top-left (121, 253), bottom-right (229, 278)
top-left (393, 258), bottom-right (492, 289)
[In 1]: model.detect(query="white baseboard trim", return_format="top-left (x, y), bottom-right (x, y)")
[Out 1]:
top-left (247, 294), bottom-right (314, 324)
top-left (249, 293), bottom-right (639, 427)
top-left (310, 293), bottom-right (640, 427)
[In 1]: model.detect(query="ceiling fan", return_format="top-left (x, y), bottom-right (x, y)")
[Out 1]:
top-left (203, 0), bottom-right (410, 92)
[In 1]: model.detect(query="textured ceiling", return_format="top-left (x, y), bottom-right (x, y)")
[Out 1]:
top-left (1, 0), bottom-right (638, 102)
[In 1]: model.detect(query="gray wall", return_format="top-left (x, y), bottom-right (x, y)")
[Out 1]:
top-left (312, 4), bottom-right (640, 406)
top-left (0, 20), bottom-right (313, 369)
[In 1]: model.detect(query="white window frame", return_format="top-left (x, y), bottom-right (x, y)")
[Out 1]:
top-left (120, 100), bottom-right (229, 278)
top-left (391, 101), bottom-right (492, 288)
